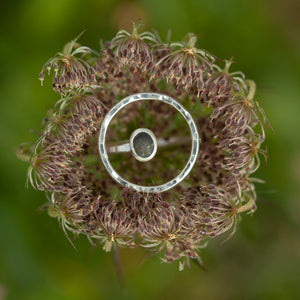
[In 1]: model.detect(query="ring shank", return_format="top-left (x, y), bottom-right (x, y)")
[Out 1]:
top-left (107, 136), bottom-right (191, 154)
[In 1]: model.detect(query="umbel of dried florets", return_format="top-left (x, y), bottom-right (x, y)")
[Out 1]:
top-left (39, 31), bottom-right (98, 95)
top-left (202, 59), bottom-right (247, 105)
top-left (110, 22), bottom-right (157, 71)
top-left (154, 33), bottom-right (215, 94)
top-left (20, 23), bottom-right (271, 271)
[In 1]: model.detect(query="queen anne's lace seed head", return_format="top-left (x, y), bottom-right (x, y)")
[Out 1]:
top-left (20, 23), bottom-right (271, 271)
top-left (39, 31), bottom-right (98, 96)
top-left (154, 33), bottom-right (214, 93)
top-left (110, 22), bottom-right (157, 72)
top-left (202, 59), bottom-right (246, 105)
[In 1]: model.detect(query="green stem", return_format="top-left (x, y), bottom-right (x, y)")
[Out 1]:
top-left (224, 60), bottom-right (233, 73)
top-left (113, 244), bottom-right (126, 290)
top-left (132, 22), bottom-right (140, 37)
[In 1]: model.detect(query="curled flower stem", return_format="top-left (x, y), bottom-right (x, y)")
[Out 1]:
top-left (187, 34), bottom-right (197, 48)
top-left (237, 199), bottom-right (255, 213)
top-left (245, 79), bottom-right (256, 101)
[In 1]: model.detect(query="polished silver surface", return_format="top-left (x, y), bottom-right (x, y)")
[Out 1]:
top-left (107, 142), bottom-right (131, 153)
top-left (98, 92), bottom-right (200, 193)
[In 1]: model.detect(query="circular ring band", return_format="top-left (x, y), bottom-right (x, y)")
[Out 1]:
top-left (98, 93), bottom-right (200, 193)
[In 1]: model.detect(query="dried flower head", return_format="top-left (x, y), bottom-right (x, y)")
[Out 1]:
top-left (20, 23), bottom-right (270, 271)
top-left (110, 22), bottom-right (157, 71)
top-left (39, 31), bottom-right (98, 95)
top-left (203, 58), bottom-right (246, 105)
top-left (154, 33), bottom-right (214, 93)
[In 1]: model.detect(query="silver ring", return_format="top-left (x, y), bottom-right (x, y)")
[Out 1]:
top-left (98, 93), bottom-right (200, 193)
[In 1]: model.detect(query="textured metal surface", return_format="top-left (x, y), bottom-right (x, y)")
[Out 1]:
top-left (98, 92), bottom-right (200, 193)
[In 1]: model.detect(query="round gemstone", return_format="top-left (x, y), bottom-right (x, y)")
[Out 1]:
top-left (132, 131), bottom-right (155, 158)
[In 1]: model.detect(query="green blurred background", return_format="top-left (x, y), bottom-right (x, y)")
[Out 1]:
top-left (0, 0), bottom-right (299, 299)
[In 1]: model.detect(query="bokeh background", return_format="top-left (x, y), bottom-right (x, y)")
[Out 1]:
top-left (0, 0), bottom-right (299, 299)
